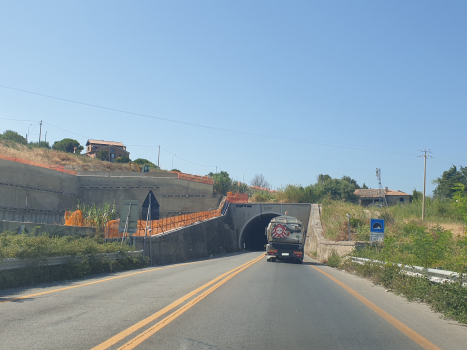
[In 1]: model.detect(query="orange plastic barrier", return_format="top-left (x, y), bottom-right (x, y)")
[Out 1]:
top-left (0, 154), bottom-right (77, 175)
top-left (104, 209), bottom-right (222, 238)
top-left (175, 172), bottom-right (214, 185)
top-left (64, 210), bottom-right (84, 226)
top-left (250, 186), bottom-right (277, 193)
top-left (226, 192), bottom-right (249, 203)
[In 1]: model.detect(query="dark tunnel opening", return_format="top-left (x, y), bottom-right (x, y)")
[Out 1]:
top-left (241, 213), bottom-right (280, 251)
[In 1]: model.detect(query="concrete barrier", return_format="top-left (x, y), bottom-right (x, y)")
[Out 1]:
top-left (135, 215), bottom-right (238, 266)
top-left (1, 250), bottom-right (142, 271)
top-left (305, 204), bottom-right (356, 262)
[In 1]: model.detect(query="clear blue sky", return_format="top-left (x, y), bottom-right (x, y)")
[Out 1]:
top-left (1, 1), bottom-right (466, 195)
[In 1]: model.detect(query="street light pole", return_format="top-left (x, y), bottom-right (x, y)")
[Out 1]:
top-left (243, 171), bottom-right (246, 183)
top-left (27, 124), bottom-right (33, 143)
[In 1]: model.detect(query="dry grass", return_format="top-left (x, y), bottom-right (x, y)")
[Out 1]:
top-left (0, 140), bottom-right (168, 173)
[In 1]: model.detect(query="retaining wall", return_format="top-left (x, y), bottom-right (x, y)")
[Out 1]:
top-left (135, 215), bottom-right (239, 266)
top-left (0, 158), bottom-right (222, 224)
top-left (304, 204), bottom-right (356, 262)
top-left (0, 158), bottom-right (78, 224)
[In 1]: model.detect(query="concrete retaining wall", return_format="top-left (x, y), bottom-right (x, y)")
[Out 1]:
top-left (0, 158), bottom-right (78, 224)
top-left (305, 204), bottom-right (356, 262)
top-left (0, 220), bottom-right (96, 236)
top-left (0, 158), bottom-right (222, 224)
top-left (77, 172), bottom-right (221, 218)
top-left (135, 215), bottom-right (238, 266)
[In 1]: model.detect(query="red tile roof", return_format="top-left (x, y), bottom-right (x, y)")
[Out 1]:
top-left (354, 189), bottom-right (410, 198)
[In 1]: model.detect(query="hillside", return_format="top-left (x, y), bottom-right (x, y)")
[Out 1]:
top-left (0, 139), bottom-right (167, 173)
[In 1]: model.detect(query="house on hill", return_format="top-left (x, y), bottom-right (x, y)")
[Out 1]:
top-left (85, 139), bottom-right (130, 162)
top-left (354, 188), bottom-right (411, 206)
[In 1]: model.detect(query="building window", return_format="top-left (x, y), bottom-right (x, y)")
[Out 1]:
top-left (400, 198), bottom-right (404, 202)
top-left (111, 148), bottom-right (114, 152)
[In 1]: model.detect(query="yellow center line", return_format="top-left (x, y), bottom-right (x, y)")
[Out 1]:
top-left (116, 254), bottom-right (264, 350)
top-left (309, 265), bottom-right (442, 350)
top-left (0, 258), bottom-right (213, 304)
top-left (91, 254), bottom-right (264, 350)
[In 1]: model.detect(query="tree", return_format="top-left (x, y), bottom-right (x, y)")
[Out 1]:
top-left (115, 156), bottom-right (130, 163)
top-left (52, 138), bottom-right (84, 154)
top-left (1, 130), bottom-right (27, 145)
top-left (433, 166), bottom-right (467, 199)
top-left (412, 188), bottom-right (423, 201)
top-left (171, 169), bottom-right (181, 172)
top-left (208, 171), bottom-right (232, 195)
top-left (133, 158), bottom-right (158, 168)
top-left (28, 141), bottom-right (50, 149)
top-left (250, 174), bottom-right (270, 189)
top-left (362, 183), bottom-right (369, 189)
top-left (96, 149), bottom-right (109, 161)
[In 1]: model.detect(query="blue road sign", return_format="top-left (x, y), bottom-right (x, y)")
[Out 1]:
top-left (370, 219), bottom-right (385, 233)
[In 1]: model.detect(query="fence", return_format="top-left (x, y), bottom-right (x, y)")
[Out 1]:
top-left (351, 257), bottom-right (467, 286)
top-left (175, 172), bottom-right (214, 185)
top-left (0, 154), bottom-right (77, 175)
top-left (225, 192), bottom-right (249, 203)
top-left (104, 208), bottom-right (222, 239)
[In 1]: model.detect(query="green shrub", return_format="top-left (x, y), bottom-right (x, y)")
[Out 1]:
top-left (327, 250), bottom-right (341, 267)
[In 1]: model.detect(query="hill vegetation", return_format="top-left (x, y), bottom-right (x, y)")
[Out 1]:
top-left (0, 137), bottom-right (166, 173)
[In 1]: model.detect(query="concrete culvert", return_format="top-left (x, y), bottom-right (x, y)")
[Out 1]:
top-left (241, 213), bottom-right (279, 251)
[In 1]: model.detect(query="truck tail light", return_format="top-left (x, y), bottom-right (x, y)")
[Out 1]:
top-left (294, 251), bottom-right (303, 255)
top-left (268, 249), bottom-right (277, 255)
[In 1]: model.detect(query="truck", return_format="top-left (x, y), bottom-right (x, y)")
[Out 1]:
top-left (265, 215), bottom-right (305, 264)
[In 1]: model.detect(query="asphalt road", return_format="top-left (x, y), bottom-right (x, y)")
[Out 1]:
top-left (1, 252), bottom-right (466, 350)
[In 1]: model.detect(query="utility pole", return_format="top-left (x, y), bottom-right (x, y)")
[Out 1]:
top-left (45, 131), bottom-right (47, 145)
top-left (418, 149), bottom-right (433, 221)
top-left (158, 145), bottom-right (160, 169)
top-left (38, 120), bottom-right (42, 143)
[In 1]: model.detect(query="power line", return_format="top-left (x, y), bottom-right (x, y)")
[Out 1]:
top-left (160, 146), bottom-right (215, 168)
top-left (0, 84), bottom-right (418, 156)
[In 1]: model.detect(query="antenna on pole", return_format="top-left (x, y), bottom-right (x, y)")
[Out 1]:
top-left (375, 168), bottom-right (386, 206)
top-left (418, 149), bottom-right (433, 220)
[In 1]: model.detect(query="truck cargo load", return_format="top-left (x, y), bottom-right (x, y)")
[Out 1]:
top-left (265, 215), bottom-right (305, 264)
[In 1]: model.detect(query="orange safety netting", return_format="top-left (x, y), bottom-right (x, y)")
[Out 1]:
top-left (175, 172), bottom-right (214, 185)
top-left (0, 154), bottom-right (77, 175)
top-left (250, 186), bottom-right (277, 193)
top-left (104, 209), bottom-right (222, 238)
top-left (64, 210), bottom-right (84, 226)
top-left (225, 192), bottom-right (249, 203)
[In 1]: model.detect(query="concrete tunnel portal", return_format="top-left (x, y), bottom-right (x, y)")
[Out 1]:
top-left (240, 213), bottom-right (280, 251)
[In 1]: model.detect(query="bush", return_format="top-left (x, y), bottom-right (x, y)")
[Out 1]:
top-left (1, 130), bottom-right (27, 145)
top-left (327, 250), bottom-right (341, 267)
top-left (52, 138), bottom-right (84, 154)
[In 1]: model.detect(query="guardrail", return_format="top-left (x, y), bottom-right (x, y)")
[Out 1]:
top-left (351, 257), bottom-right (467, 286)
top-left (0, 250), bottom-right (143, 271)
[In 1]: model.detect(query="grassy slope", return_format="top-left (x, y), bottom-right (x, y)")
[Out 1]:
top-left (0, 139), bottom-right (168, 173)
top-left (321, 200), bottom-right (464, 242)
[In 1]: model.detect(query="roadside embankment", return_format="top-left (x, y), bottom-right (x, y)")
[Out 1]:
top-left (305, 204), bottom-right (356, 262)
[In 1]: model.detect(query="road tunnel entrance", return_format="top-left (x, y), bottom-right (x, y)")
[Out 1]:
top-left (241, 213), bottom-right (280, 251)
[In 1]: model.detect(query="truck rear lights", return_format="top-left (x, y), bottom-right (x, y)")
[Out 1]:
top-left (268, 249), bottom-right (277, 254)
top-left (293, 251), bottom-right (303, 255)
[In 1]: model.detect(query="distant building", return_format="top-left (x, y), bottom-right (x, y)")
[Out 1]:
top-left (85, 139), bottom-right (130, 162)
top-left (354, 188), bottom-right (411, 206)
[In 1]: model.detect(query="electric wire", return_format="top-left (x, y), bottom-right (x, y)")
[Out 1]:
top-left (0, 84), bottom-right (418, 156)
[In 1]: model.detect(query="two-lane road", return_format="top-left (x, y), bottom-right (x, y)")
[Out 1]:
top-left (1, 252), bottom-right (466, 349)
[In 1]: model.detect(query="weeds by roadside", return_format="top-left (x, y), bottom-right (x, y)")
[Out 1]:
top-left (341, 260), bottom-right (467, 324)
top-left (0, 231), bottom-right (147, 290)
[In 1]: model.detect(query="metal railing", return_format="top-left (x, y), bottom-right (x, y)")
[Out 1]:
top-left (351, 257), bottom-right (467, 286)
top-left (0, 250), bottom-right (143, 271)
